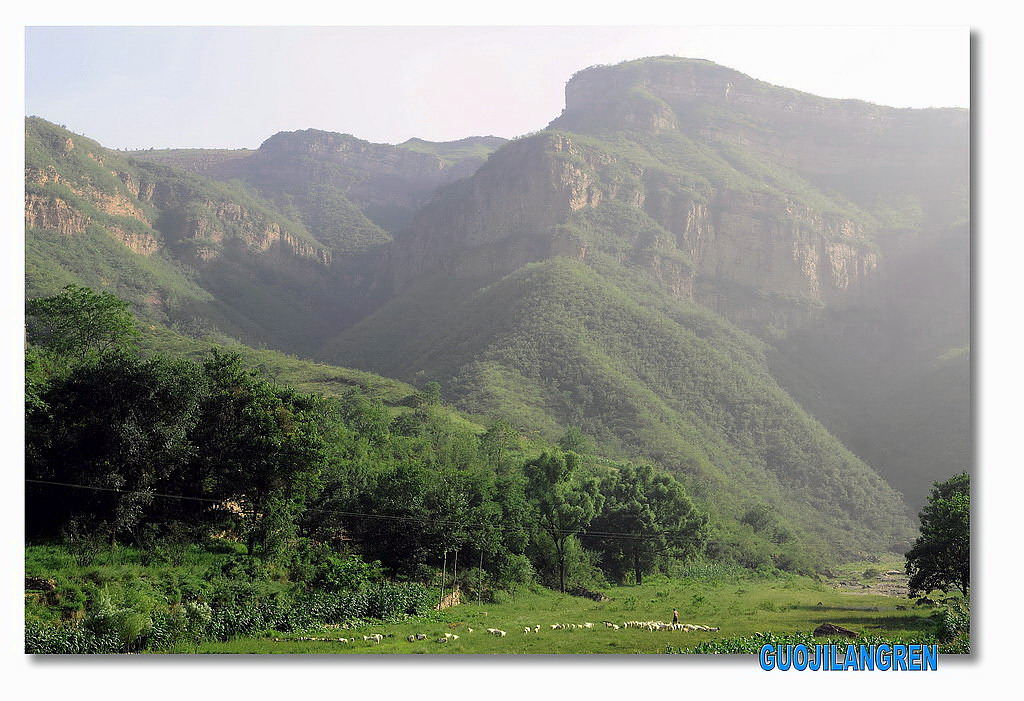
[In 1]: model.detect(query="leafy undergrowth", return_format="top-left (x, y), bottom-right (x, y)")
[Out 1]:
top-left (671, 631), bottom-right (938, 655)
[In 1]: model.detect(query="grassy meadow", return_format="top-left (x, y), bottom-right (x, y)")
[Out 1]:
top-left (166, 565), bottom-right (941, 654)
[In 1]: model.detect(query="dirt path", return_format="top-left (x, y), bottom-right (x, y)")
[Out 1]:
top-left (831, 570), bottom-right (910, 598)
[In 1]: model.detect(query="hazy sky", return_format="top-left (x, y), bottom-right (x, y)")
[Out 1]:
top-left (24, 26), bottom-right (969, 150)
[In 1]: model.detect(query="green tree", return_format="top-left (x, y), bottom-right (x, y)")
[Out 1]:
top-left (557, 426), bottom-right (589, 454)
top-left (480, 419), bottom-right (520, 472)
top-left (190, 350), bottom-right (328, 559)
top-left (590, 464), bottom-right (707, 585)
top-left (524, 451), bottom-right (603, 592)
top-left (26, 284), bottom-right (139, 362)
top-left (905, 472), bottom-right (970, 597)
top-left (420, 381), bottom-right (442, 406)
top-left (25, 350), bottom-right (204, 542)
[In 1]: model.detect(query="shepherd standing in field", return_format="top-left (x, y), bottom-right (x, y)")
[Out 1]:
top-left (672, 609), bottom-right (679, 624)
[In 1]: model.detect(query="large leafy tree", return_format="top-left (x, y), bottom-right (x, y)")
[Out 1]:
top-left (26, 284), bottom-right (139, 363)
top-left (189, 350), bottom-right (328, 559)
top-left (589, 464), bottom-right (707, 585)
top-left (25, 350), bottom-right (204, 541)
top-left (524, 450), bottom-right (603, 592)
top-left (480, 419), bottom-right (520, 473)
top-left (905, 472), bottom-right (970, 597)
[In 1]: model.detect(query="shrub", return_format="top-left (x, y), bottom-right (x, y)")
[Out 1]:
top-left (288, 545), bottom-right (384, 592)
top-left (668, 631), bottom-right (938, 654)
top-left (933, 599), bottom-right (970, 650)
top-left (25, 621), bottom-right (122, 654)
top-left (83, 589), bottom-right (153, 652)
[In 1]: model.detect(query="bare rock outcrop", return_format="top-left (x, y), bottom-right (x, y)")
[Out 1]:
top-left (813, 623), bottom-right (859, 638)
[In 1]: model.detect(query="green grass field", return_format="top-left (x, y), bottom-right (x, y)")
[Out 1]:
top-left (168, 567), bottom-right (940, 654)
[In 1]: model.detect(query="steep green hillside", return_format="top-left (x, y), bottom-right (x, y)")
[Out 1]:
top-left (325, 245), bottom-right (913, 563)
top-left (25, 118), bottom-right (360, 355)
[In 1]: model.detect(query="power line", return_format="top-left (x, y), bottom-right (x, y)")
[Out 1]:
top-left (26, 478), bottom-right (699, 542)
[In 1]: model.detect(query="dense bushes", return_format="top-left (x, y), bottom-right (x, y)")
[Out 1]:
top-left (26, 578), bottom-right (434, 654)
top-left (669, 631), bottom-right (938, 655)
top-left (25, 621), bottom-right (124, 655)
top-left (933, 599), bottom-right (970, 652)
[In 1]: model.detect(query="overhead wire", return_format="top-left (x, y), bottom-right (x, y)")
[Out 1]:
top-left (25, 478), bottom-right (700, 542)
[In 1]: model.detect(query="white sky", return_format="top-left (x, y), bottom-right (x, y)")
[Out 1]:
top-left (24, 25), bottom-right (969, 150)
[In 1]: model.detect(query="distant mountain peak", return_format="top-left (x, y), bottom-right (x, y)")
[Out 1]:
top-left (551, 55), bottom-right (966, 136)
top-left (258, 128), bottom-right (367, 154)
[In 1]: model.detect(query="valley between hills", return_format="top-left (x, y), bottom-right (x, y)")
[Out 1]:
top-left (24, 56), bottom-right (970, 654)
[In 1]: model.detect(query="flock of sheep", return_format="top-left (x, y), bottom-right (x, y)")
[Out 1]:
top-left (621, 620), bottom-right (720, 632)
top-left (396, 619), bottom-right (720, 644)
top-left (274, 634), bottom-right (385, 644)
top-left (275, 619), bottom-right (721, 647)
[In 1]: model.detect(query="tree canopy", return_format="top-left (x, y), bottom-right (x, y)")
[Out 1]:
top-left (589, 464), bottom-right (707, 585)
top-left (26, 284), bottom-right (139, 362)
top-left (524, 450), bottom-right (604, 592)
top-left (905, 472), bottom-right (970, 597)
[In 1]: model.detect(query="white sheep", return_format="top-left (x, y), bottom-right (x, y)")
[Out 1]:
top-left (416, 633), bottom-right (428, 640)
top-left (534, 625), bottom-right (540, 633)
top-left (523, 627), bottom-right (531, 634)
top-left (407, 634), bottom-right (416, 642)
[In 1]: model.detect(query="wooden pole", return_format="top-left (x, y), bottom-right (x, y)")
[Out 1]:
top-left (438, 550), bottom-right (448, 609)
top-left (451, 549), bottom-right (459, 606)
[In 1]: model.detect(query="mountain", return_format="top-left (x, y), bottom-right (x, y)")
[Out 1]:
top-left (131, 131), bottom-right (506, 248)
top-left (24, 118), bottom-right (403, 356)
top-left (24, 56), bottom-right (969, 565)
top-left (317, 57), bottom-right (967, 555)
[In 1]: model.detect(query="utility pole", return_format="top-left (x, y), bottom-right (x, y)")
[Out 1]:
top-left (451, 549), bottom-right (459, 606)
top-left (438, 550), bottom-right (447, 610)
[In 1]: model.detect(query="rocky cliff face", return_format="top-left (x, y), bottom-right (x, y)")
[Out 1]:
top-left (676, 191), bottom-right (877, 304)
top-left (395, 132), bottom-right (634, 286)
top-left (26, 118), bottom-right (353, 356)
top-left (25, 125), bottom-right (333, 272)
top-left (24, 193), bottom-right (88, 236)
top-left (392, 134), bottom-right (881, 329)
top-left (388, 58), bottom-right (964, 334)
